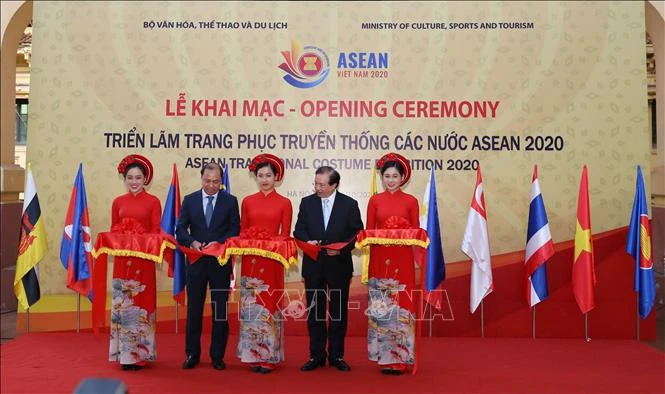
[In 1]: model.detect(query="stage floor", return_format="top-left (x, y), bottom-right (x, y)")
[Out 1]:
top-left (1, 333), bottom-right (663, 393)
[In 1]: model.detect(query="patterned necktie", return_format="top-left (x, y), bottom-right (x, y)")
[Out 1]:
top-left (323, 198), bottom-right (331, 230)
top-left (205, 195), bottom-right (214, 227)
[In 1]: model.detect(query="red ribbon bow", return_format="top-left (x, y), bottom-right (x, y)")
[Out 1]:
top-left (383, 215), bottom-right (412, 229)
top-left (111, 217), bottom-right (146, 234)
top-left (376, 153), bottom-right (399, 170)
top-left (240, 226), bottom-right (271, 240)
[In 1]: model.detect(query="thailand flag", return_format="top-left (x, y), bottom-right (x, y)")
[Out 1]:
top-left (161, 164), bottom-right (186, 305)
top-left (626, 166), bottom-right (656, 319)
top-left (524, 165), bottom-right (554, 307)
top-left (461, 166), bottom-right (493, 313)
top-left (59, 163), bottom-right (93, 299)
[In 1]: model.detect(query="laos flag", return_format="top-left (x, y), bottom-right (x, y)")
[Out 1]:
top-left (161, 164), bottom-right (186, 305)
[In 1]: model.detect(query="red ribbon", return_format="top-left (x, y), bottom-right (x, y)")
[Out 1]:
top-left (110, 217), bottom-right (146, 234)
top-left (224, 235), bottom-right (298, 265)
top-left (295, 239), bottom-right (321, 260)
top-left (294, 238), bottom-right (356, 260)
top-left (383, 215), bottom-right (412, 229)
top-left (92, 253), bottom-right (108, 334)
top-left (239, 226), bottom-right (271, 240)
top-left (92, 232), bottom-right (173, 334)
top-left (182, 242), bottom-right (227, 264)
top-left (161, 234), bottom-right (226, 264)
top-left (356, 228), bottom-right (429, 245)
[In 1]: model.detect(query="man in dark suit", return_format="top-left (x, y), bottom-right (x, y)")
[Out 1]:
top-left (294, 166), bottom-right (364, 372)
top-left (176, 162), bottom-right (240, 371)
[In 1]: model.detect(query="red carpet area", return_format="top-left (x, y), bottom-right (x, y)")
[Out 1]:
top-left (16, 227), bottom-right (659, 341)
top-left (1, 333), bottom-right (663, 393)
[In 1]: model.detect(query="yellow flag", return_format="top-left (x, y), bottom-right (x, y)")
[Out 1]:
top-left (362, 167), bottom-right (378, 283)
top-left (14, 166), bottom-right (47, 310)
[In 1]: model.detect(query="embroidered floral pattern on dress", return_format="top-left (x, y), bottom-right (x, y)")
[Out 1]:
top-left (109, 278), bottom-right (156, 364)
top-left (236, 276), bottom-right (283, 364)
top-left (367, 277), bottom-right (415, 365)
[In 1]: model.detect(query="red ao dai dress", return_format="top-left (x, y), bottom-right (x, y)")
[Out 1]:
top-left (108, 191), bottom-right (162, 365)
top-left (365, 189), bottom-right (420, 369)
top-left (236, 190), bottom-right (292, 367)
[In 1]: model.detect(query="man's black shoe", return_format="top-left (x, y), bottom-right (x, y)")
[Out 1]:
top-left (300, 358), bottom-right (326, 371)
top-left (329, 358), bottom-right (351, 372)
top-left (182, 356), bottom-right (199, 370)
top-left (212, 358), bottom-right (226, 370)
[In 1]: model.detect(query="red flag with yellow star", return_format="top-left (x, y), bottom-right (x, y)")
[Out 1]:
top-left (573, 165), bottom-right (596, 313)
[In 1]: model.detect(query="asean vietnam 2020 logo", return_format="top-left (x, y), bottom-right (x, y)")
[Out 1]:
top-left (278, 40), bottom-right (330, 88)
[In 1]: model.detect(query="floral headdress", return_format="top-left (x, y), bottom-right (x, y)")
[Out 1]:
top-left (376, 152), bottom-right (411, 186)
top-left (117, 154), bottom-right (154, 185)
top-left (248, 153), bottom-right (285, 181)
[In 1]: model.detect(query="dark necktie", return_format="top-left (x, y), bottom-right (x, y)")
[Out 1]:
top-left (205, 195), bottom-right (214, 227)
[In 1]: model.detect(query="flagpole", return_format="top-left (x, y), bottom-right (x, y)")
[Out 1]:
top-left (428, 303), bottom-right (433, 337)
top-left (76, 294), bottom-right (81, 333)
top-left (584, 313), bottom-right (590, 342)
top-left (175, 302), bottom-right (179, 334)
top-left (480, 300), bottom-right (485, 338)
top-left (26, 308), bottom-right (30, 333)
top-left (532, 305), bottom-right (536, 339)
top-left (636, 295), bottom-right (640, 341)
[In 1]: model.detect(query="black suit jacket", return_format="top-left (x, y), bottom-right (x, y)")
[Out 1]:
top-left (294, 191), bottom-right (364, 280)
top-left (176, 190), bottom-right (240, 247)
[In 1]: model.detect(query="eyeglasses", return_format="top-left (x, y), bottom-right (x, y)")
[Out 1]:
top-left (312, 182), bottom-right (330, 189)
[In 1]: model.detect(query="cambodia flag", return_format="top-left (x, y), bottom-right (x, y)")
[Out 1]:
top-left (626, 166), bottom-right (656, 319)
top-left (524, 165), bottom-right (554, 307)
top-left (161, 164), bottom-right (186, 305)
top-left (59, 163), bottom-right (93, 299)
